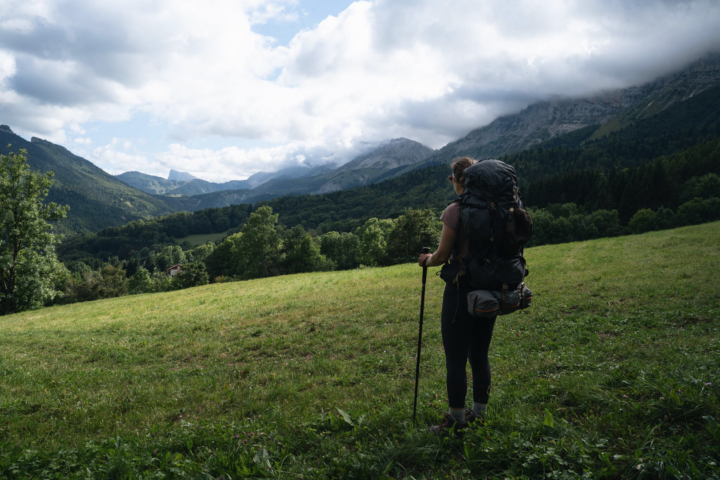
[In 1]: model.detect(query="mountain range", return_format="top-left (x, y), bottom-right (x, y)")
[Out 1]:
top-left (4, 53), bottom-right (720, 235)
top-left (57, 80), bottom-right (720, 264)
top-left (115, 138), bottom-right (434, 198)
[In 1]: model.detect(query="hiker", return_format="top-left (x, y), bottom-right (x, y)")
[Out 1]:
top-left (417, 156), bottom-right (494, 434)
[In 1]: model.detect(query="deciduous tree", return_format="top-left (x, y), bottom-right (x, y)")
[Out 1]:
top-left (0, 149), bottom-right (68, 315)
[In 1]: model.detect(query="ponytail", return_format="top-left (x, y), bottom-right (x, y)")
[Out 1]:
top-left (450, 156), bottom-right (477, 185)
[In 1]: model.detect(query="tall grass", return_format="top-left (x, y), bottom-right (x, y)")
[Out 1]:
top-left (1, 222), bottom-right (719, 478)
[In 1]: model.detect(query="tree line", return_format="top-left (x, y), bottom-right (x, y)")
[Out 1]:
top-left (58, 204), bottom-right (253, 264)
top-left (44, 192), bottom-right (720, 313)
top-left (49, 206), bottom-right (442, 308)
top-left (522, 137), bottom-right (720, 222)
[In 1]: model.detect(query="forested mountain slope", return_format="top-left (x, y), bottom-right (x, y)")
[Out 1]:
top-left (165, 178), bottom-right (253, 196)
top-left (0, 126), bottom-right (189, 234)
top-left (115, 171), bottom-right (189, 195)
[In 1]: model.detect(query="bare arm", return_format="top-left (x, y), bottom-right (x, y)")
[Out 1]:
top-left (418, 223), bottom-right (456, 267)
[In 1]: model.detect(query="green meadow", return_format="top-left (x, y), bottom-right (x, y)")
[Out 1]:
top-left (1, 223), bottom-right (719, 479)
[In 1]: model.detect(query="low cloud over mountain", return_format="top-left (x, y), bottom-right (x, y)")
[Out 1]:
top-left (2, 0), bottom-right (720, 181)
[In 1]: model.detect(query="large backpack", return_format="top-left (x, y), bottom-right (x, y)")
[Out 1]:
top-left (457, 159), bottom-right (533, 316)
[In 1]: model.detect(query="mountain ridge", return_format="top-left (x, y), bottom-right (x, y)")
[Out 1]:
top-left (393, 52), bottom-right (720, 176)
top-left (115, 138), bottom-right (434, 200)
top-left (0, 128), bottom-right (191, 234)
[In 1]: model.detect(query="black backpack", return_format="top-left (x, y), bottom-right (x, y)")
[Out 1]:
top-left (457, 159), bottom-right (533, 293)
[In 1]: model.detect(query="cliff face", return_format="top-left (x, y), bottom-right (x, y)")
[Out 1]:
top-left (424, 53), bottom-right (720, 164)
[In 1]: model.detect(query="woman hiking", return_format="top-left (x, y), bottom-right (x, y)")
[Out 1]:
top-left (417, 156), bottom-right (495, 435)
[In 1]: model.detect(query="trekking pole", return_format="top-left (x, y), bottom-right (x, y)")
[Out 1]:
top-left (413, 246), bottom-right (430, 426)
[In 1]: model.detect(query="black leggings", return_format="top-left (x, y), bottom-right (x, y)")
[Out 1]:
top-left (441, 282), bottom-right (496, 408)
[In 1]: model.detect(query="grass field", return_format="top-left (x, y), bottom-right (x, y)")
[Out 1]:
top-left (177, 230), bottom-right (232, 246)
top-left (2, 223), bottom-right (719, 479)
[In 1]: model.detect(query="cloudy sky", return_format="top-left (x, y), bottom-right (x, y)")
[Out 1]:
top-left (2, 0), bottom-right (720, 182)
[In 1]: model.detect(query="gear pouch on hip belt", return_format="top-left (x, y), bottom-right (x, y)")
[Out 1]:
top-left (438, 261), bottom-right (464, 286)
top-left (467, 283), bottom-right (533, 318)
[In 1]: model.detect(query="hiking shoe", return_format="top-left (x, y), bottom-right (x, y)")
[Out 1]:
top-left (465, 409), bottom-right (485, 425)
top-left (429, 414), bottom-right (467, 437)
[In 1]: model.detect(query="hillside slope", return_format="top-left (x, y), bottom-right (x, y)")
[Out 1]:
top-left (3, 222), bottom-right (719, 478)
top-left (114, 171), bottom-right (188, 195)
top-left (0, 126), bottom-right (186, 234)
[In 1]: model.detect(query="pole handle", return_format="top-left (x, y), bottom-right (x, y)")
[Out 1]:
top-left (421, 247), bottom-right (430, 283)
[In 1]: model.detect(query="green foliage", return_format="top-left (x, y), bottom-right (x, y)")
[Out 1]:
top-left (125, 256), bottom-right (140, 277)
top-left (386, 209), bottom-right (442, 263)
top-left (280, 226), bottom-right (331, 274)
top-left (57, 204), bottom-right (251, 263)
top-left (523, 136), bottom-right (720, 221)
top-left (233, 206), bottom-right (282, 279)
top-left (0, 149), bottom-right (68, 315)
top-left (629, 209), bottom-right (657, 234)
top-left (128, 267), bottom-right (152, 294)
top-left (1, 222), bottom-right (719, 478)
top-left (155, 245), bottom-right (186, 271)
top-left (528, 206), bottom-right (625, 246)
top-left (676, 197), bottom-right (720, 226)
top-left (204, 233), bottom-right (242, 279)
top-left (627, 197), bottom-right (720, 235)
top-left (187, 242), bottom-right (214, 263)
top-left (681, 173), bottom-right (720, 203)
top-left (62, 265), bottom-right (129, 303)
top-left (320, 231), bottom-right (361, 270)
top-left (356, 218), bottom-right (394, 266)
top-left (170, 262), bottom-right (209, 290)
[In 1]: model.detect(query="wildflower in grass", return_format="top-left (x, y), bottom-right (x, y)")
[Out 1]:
top-left (623, 395), bottom-right (628, 398)
top-left (705, 382), bottom-right (711, 386)
top-left (234, 434), bottom-right (239, 439)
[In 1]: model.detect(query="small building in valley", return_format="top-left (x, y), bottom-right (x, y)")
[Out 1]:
top-left (165, 264), bottom-right (182, 277)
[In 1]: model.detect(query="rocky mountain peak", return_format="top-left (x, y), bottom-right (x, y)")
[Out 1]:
top-left (168, 170), bottom-right (197, 181)
top-left (0, 125), bottom-right (13, 134)
top-left (340, 138), bottom-right (434, 171)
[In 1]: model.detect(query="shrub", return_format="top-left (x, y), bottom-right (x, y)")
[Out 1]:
top-left (171, 262), bottom-right (210, 290)
top-left (629, 209), bottom-right (656, 234)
